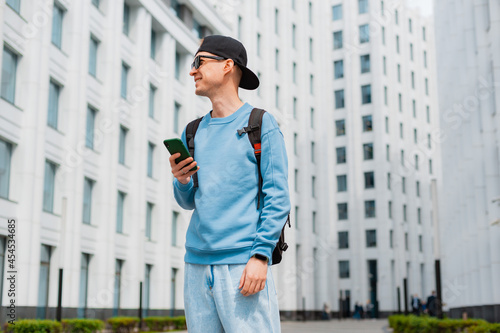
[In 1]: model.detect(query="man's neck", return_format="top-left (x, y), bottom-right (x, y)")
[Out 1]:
top-left (210, 94), bottom-right (244, 118)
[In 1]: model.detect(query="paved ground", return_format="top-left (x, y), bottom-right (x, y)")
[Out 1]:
top-left (174, 319), bottom-right (389, 332)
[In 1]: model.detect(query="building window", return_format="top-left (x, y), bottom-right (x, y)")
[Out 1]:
top-left (293, 133), bottom-right (297, 155)
top-left (334, 60), bottom-right (344, 79)
top-left (403, 204), bottom-right (407, 221)
top-left (359, 0), bottom-right (368, 14)
top-left (412, 100), bottom-right (417, 118)
top-left (410, 43), bottom-right (414, 61)
top-left (143, 264), bottom-right (152, 317)
top-left (275, 85), bottom-right (280, 108)
top-left (149, 85), bottom-right (156, 119)
top-left (89, 36), bottom-right (99, 77)
top-left (387, 172), bottom-right (391, 189)
top-left (43, 160), bottom-right (57, 213)
top-left (405, 233), bottom-right (409, 250)
top-left (171, 268), bottom-right (178, 313)
top-left (365, 200), bottom-right (376, 218)
top-left (401, 150), bottom-right (405, 166)
top-left (121, 62), bottom-right (129, 99)
top-left (257, 33), bottom-right (261, 56)
top-left (402, 177), bottom-right (406, 193)
top-left (85, 106), bottom-right (96, 149)
top-left (390, 230), bottom-right (393, 248)
top-left (426, 106), bottom-right (430, 123)
top-left (396, 35), bottom-right (400, 53)
top-left (336, 147), bottom-right (346, 164)
top-left (47, 80), bottom-right (61, 129)
top-left (428, 134), bottom-right (432, 149)
top-left (123, 3), bottom-right (130, 36)
top-left (400, 123), bottom-right (404, 139)
top-left (425, 78), bottom-right (429, 95)
top-left (312, 176), bottom-right (316, 197)
top-left (423, 27), bottom-right (426, 41)
top-left (398, 93), bottom-right (402, 112)
top-left (414, 129), bottom-right (418, 144)
top-left (172, 211), bottom-right (179, 246)
top-left (418, 208), bottom-right (422, 224)
top-left (92, 0), bottom-right (99, 8)
top-left (294, 169), bottom-right (298, 192)
top-left (363, 143), bottom-right (373, 160)
top-left (411, 72), bottom-right (415, 89)
top-left (0, 140), bottom-right (12, 199)
top-left (275, 49), bottom-right (279, 71)
top-left (113, 259), bottom-right (123, 316)
top-left (366, 230), bottom-right (377, 247)
top-left (150, 30), bottom-right (157, 59)
top-left (308, 2), bottom-right (312, 24)
top-left (175, 52), bottom-right (181, 80)
top-left (338, 231), bottom-right (348, 249)
top-left (275, 8), bottom-right (279, 34)
top-left (174, 102), bottom-right (181, 134)
top-left (384, 86), bottom-right (388, 105)
top-left (147, 142), bottom-right (155, 178)
top-left (339, 260), bottom-right (350, 278)
top-left (335, 89), bottom-right (345, 108)
top-left (119, 126), bottom-right (127, 165)
top-left (336, 119), bottom-right (345, 136)
top-left (334, 31), bottom-right (343, 49)
top-left (6, 0), bottom-right (20, 13)
top-left (386, 145), bottom-right (390, 162)
top-left (309, 38), bottom-right (313, 61)
top-left (332, 4), bottom-right (342, 20)
top-left (419, 235), bottom-right (423, 252)
top-left (360, 54), bottom-right (370, 73)
top-left (416, 181), bottom-right (421, 197)
top-left (293, 62), bottom-right (297, 83)
top-left (429, 159), bottom-right (433, 174)
top-left (409, 18), bottom-right (413, 32)
top-left (338, 203), bottom-right (348, 220)
top-left (361, 85), bottom-right (371, 104)
top-left (78, 253), bottom-right (90, 318)
top-left (359, 24), bottom-right (370, 43)
top-left (311, 142), bottom-right (315, 163)
top-left (52, 3), bottom-right (64, 49)
top-left (388, 201), bottom-right (392, 219)
top-left (116, 191), bottom-right (125, 233)
top-left (397, 64), bottom-right (401, 82)
top-left (395, 10), bottom-right (399, 24)
top-left (424, 51), bottom-right (428, 68)
top-left (364, 172), bottom-right (375, 189)
top-left (383, 56), bottom-right (387, 75)
top-left (256, 0), bottom-right (260, 18)
top-left (362, 115), bottom-right (372, 132)
top-left (295, 206), bottom-right (299, 229)
top-left (1, 46), bottom-right (18, 104)
top-left (310, 108), bottom-right (314, 128)
top-left (385, 116), bottom-right (389, 133)
top-left (36, 244), bottom-right (51, 319)
top-left (309, 75), bottom-right (314, 95)
top-left (146, 202), bottom-right (153, 240)
top-left (82, 177), bottom-right (94, 225)
top-left (337, 175), bottom-right (347, 192)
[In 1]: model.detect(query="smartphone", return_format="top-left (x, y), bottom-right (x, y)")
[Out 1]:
top-left (163, 138), bottom-right (198, 172)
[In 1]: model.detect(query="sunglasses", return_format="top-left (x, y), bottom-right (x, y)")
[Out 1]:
top-left (191, 55), bottom-right (226, 69)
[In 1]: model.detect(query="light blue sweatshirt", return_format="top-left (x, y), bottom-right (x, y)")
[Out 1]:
top-left (173, 103), bottom-right (291, 265)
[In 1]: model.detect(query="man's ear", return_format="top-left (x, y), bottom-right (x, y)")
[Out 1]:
top-left (223, 59), bottom-right (235, 74)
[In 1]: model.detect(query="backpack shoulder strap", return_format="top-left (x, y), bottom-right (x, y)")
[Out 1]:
top-left (246, 108), bottom-right (266, 208)
top-left (185, 117), bottom-right (203, 188)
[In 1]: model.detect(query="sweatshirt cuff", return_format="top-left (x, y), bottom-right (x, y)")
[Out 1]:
top-left (174, 178), bottom-right (193, 192)
top-left (250, 243), bottom-right (274, 263)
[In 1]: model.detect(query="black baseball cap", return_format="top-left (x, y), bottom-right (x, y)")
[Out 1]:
top-left (196, 35), bottom-right (260, 90)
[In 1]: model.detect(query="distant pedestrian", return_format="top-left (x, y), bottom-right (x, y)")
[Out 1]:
top-left (322, 303), bottom-right (331, 320)
top-left (365, 300), bottom-right (374, 318)
top-left (353, 302), bottom-right (361, 319)
top-left (411, 294), bottom-right (422, 315)
top-left (426, 291), bottom-right (437, 316)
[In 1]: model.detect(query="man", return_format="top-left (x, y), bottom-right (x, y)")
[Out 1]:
top-left (411, 294), bottom-right (422, 315)
top-left (169, 35), bottom-right (290, 332)
top-left (426, 290), bottom-right (437, 316)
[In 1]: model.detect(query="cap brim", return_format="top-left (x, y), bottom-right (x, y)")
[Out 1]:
top-left (237, 65), bottom-right (260, 90)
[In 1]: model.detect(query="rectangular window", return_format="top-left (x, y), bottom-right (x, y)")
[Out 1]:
top-left (423, 27), bottom-right (426, 40)
top-left (7, 0), bottom-right (20, 13)
top-left (359, 24), bottom-right (370, 43)
top-left (312, 212), bottom-right (316, 234)
top-left (256, 0), bottom-right (260, 18)
top-left (364, 171), bottom-right (375, 189)
top-left (123, 3), bottom-right (130, 36)
top-left (113, 259), bottom-right (123, 316)
top-left (409, 18), bottom-right (412, 33)
top-left (425, 78), bottom-right (429, 95)
top-left (416, 181), bottom-right (420, 197)
top-left (428, 134), bottom-right (432, 149)
top-left (405, 233), bottom-right (409, 250)
top-left (257, 33), bottom-right (261, 56)
top-left (387, 172), bottom-right (391, 189)
top-left (332, 4), bottom-right (342, 20)
top-left (175, 52), bottom-right (181, 80)
top-left (429, 159), bottom-right (433, 174)
top-left (339, 260), bottom-right (350, 278)
top-left (384, 86), bottom-right (388, 105)
top-left (116, 191), bottom-right (125, 233)
top-left (337, 175), bottom-right (347, 192)
top-left (143, 264), bottom-right (152, 316)
top-left (410, 43), bottom-right (414, 61)
top-left (402, 177), bottom-right (406, 193)
top-left (147, 142), bottom-right (154, 178)
top-left (397, 64), bottom-right (401, 82)
top-left (334, 31), bottom-right (343, 49)
top-left (418, 208), bottom-right (422, 224)
top-left (336, 147), bottom-right (346, 164)
top-left (360, 54), bottom-right (370, 73)
top-left (92, 0), bottom-right (99, 8)
top-left (363, 143), bottom-right (373, 160)
top-left (43, 160), bottom-right (56, 213)
top-left (338, 203), bottom-right (348, 220)
top-left (295, 206), bottom-right (299, 229)
top-left (172, 211), bottom-right (179, 246)
top-left (312, 176), bottom-right (316, 198)
top-left (293, 97), bottom-right (297, 119)
top-left (390, 229), bottom-right (393, 248)
top-left (419, 235), bottom-right (423, 252)
top-left (308, 2), bottom-right (312, 24)
top-left (146, 202), bottom-right (153, 240)
top-left (361, 85), bottom-right (371, 104)
top-left (386, 145), bottom-right (390, 161)
top-left (171, 268), bottom-right (178, 311)
top-left (385, 116), bottom-right (389, 133)
top-left (424, 51), bottom-right (427, 68)
top-left (78, 253), bottom-right (90, 318)
top-left (309, 38), bottom-right (313, 61)
top-left (150, 30), bottom-right (156, 59)
top-left (119, 126), bottom-right (127, 165)
top-left (359, 0), bottom-right (368, 14)
top-left (403, 204), bottom-right (407, 221)
top-left (275, 85), bottom-right (280, 108)
top-left (149, 85), bottom-right (156, 118)
top-left (309, 75), bottom-right (314, 95)
top-left (398, 93), bottom-right (402, 112)
top-left (400, 122), bottom-right (403, 139)
top-left (383, 56), bottom-right (387, 75)
top-left (294, 169), bottom-right (298, 192)
top-left (47, 80), bottom-right (61, 129)
top-left (275, 49), bottom-right (279, 71)
top-left (82, 177), bottom-right (94, 224)
top-left (293, 62), bottom-right (297, 83)
top-left (412, 100), bottom-right (416, 118)
top-left (365, 200), bottom-right (376, 218)
top-left (401, 150), bottom-right (405, 166)
top-left (89, 36), bottom-right (98, 77)
top-left (362, 115), bottom-right (372, 131)
top-left (366, 230), bottom-right (377, 247)
top-left (396, 35), bottom-right (400, 53)
top-left (121, 62), bottom-right (129, 99)
top-left (1, 46), bottom-right (18, 104)
top-left (336, 119), bottom-right (345, 136)
top-left (174, 102), bottom-right (181, 134)
top-left (414, 129), bottom-right (418, 144)
top-left (310, 108), bottom-right (314, 128)
top-left (382, 26), bottom-right (385, 45)
top-left (389, 201), bottom-right (392, 219)
top-left (293, 133), bottom-right (297, 155)
top-left (411, 72), bottom-right (415, 89)
top-left (395, 10), bottom-right (399, 24)
top-left (36, 244), bottom-right (51, 319)
top-left (426, 106), bottom-right (430, 123)
top-left (335, 89), bottom-right (345, 108)
top-left (0, 140), bottom-right (12, 199)
top-left (52, 3), bottom-right (64, 49)
top-left (275, 8), bottom-right (279, 34)
top-left (86, 106), bottom-right (96, 149)
top-left (338, 231), bottom-right (348, 249)
top-left (311, 142), bottom-right (315, 163)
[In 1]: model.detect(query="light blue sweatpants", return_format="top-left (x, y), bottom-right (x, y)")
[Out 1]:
top-left (184, 263), bottom-right (281, 333)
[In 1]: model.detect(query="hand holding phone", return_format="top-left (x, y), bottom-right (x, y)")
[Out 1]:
top-left (164, 138), bottom-right (199, 184)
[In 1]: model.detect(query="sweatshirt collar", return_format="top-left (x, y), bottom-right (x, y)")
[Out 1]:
top-left (207, 102), bottom-right (252, 125)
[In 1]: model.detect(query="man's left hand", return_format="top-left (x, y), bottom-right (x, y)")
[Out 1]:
top-left (238, 257), bottom-right (268, 296)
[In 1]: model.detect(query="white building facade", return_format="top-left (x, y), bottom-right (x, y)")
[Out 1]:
top-left (0, 0), bottom-right (440, 321)
top-left (434, 0), bottom-right (500, 322)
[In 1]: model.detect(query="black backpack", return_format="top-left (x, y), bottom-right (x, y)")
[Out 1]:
top-left (185, 108), bottom-right (291, 265)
